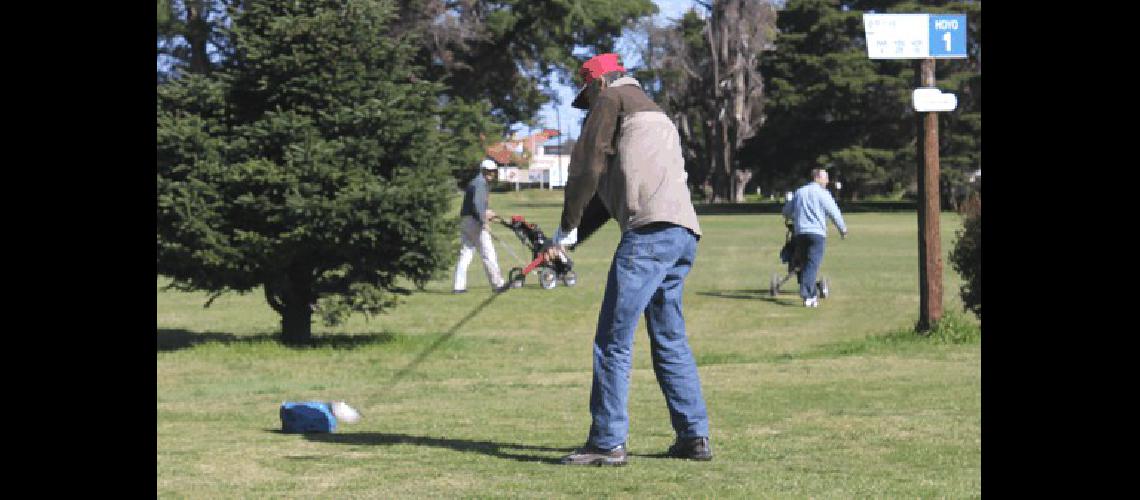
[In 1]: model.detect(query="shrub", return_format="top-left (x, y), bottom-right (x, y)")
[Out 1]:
top-left (949, 187), bottom-right (981, 320)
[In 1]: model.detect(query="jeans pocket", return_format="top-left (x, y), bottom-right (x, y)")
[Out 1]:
top-left (618, 231), bottom-right (657, 266)
top-left (643, 241), bottom-right (663, 263)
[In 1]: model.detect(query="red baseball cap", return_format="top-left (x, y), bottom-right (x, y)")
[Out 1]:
top-left (571, 53), bottom-right (626, 109)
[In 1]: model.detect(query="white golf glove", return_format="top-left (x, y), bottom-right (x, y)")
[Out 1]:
top-left (552, 227), bottom-right (578, 247)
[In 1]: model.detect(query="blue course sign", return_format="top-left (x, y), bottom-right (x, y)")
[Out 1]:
top-left (929, 14), bottom-right (967, 58)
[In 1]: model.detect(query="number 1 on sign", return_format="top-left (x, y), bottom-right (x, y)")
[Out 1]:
top-left (942, 32), bottom-right (951, 51)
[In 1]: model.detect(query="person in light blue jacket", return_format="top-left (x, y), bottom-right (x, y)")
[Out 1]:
top-left (782, 168), bottom-right (848, 307)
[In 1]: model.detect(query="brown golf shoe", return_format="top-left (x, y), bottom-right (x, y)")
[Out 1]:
top-left (559, 443), bottom-right (628, 466)
top-left (666, 437), bottom-right (713, 461)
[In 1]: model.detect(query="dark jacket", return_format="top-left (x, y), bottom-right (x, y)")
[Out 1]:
top-left (460, 174), bottom-right (489, 224)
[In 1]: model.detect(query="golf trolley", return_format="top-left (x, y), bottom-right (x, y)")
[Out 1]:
top-left (770, 217), bottom-right (830, 299)
top-left (489, 215), bottom-right (577, 290)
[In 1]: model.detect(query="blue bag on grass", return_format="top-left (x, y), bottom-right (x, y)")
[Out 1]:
top-left (280, 401), bottom-right (337, 433)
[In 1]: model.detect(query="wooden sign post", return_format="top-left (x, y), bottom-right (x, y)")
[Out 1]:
top-left (864, 13), bottom-right (967, 332)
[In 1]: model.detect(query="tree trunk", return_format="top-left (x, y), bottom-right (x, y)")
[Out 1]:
top-left (185, 0), bottom-right (211, 75)
top-left (734, 169), bottom-right (752, 202)
top-left (718, 117), bottom-right (733, 201)
top-left (712, 171), bottom-right (731, 203)
top-left (264, 267), bottom-right (315, 344)
top-left (281, 300), bottom-right (313, 345)
top-left (642, 0), bottom-right (775, 204)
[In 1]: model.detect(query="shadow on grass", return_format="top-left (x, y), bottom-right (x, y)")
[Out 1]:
top-left (159, 290), bottom-right (501, 357)
top-left (386, 292), bottom-right (500, 387)
top-left (416, 289), bottom-right (460, 295)
top-left (696, 289), bottom-right (799, 306)
top-left (291, 430), bottom-right (692, 464)
top-left (156, 329), bottom-right (398, 352)
top-left (502, 202), bottom-right (563, 209)
top-left (416, 288), bottom-right (515, 295)
top-left (298, 431), bottom-right (572, 464)
top-left (694, 201), bottom-right (917, 215)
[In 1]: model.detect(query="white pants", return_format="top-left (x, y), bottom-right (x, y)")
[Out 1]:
top-left (453, 215), bottom-right (504, 290)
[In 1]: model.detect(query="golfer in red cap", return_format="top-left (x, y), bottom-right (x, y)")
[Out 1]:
top-left (547, 53), bottom-right (712, 466)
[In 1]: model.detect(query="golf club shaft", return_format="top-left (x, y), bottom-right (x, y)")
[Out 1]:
top-left (487, 227), bottom-right (528, 266)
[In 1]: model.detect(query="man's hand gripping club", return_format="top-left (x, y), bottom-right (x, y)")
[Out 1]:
top-left (543, 227), bottom-right (578, 262)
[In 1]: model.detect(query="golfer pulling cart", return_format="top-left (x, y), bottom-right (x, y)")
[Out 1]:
top-left (489, 215), bottom-right (577, 290)
top-left (770, 217), bottom-right (830, 299)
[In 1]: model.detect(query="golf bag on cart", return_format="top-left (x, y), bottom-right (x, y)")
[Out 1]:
top-left (491, 215), bottom-right (577, 290)
top-left (770, 218), bottom-right (830, 299)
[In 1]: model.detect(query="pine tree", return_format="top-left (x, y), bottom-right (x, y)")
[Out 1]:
top-left (158, 0), bottom-right (484, 343)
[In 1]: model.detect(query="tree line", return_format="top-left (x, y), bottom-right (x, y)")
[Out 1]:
top-left (157, 0), bottom-right (981, 342)
top-left (630, 0), bottom-right (980, 206)
top-left (157, 0), bottom-right (655, 342)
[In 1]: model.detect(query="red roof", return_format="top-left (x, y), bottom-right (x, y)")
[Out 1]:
top-left (484, 129), bottom-right (560, 166)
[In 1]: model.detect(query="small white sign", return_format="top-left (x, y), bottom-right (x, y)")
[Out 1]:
top-left (526, 169), bottom-right (548, 183)
top-left (864, 14), bottom-right (929, 59)
top-left (498, 167), bottom-right (521, 182)
top-left (912, 87), bottom-right (958, 112)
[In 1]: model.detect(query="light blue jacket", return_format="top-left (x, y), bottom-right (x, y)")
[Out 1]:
top-left (782, 182), bottom-right (847, 237)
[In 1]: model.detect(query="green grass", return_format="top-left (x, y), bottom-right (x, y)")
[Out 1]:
top-left (157, 188), bottom-right (980, 498)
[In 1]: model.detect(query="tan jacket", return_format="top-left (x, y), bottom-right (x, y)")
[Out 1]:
top-left (559, 77), bottom-right (701, 238)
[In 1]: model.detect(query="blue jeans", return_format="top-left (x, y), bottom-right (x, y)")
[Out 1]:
top-left (587, 224), bottom-right (710, 450)
top-left (795, 234), bottom-right (827, 300)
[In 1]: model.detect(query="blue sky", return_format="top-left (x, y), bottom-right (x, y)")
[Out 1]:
top-left (522, 0), bottom-right (704, 143)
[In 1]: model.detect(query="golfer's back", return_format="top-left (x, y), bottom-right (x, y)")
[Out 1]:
top-left (594, 80), bottom-right (701, 237)
top-left (786, 183), bottom-right (844, 237)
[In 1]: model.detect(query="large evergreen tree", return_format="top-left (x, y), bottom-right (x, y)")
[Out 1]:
top-left (747, 0), bottom-right (981, 203)
top-left (157, 0), bottom-right (487, 343)
top-left (157, 0), bottom-right (231, 79)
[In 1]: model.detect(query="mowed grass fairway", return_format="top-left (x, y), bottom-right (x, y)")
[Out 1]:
top-left (157, 189), bottom-right (980, 498)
